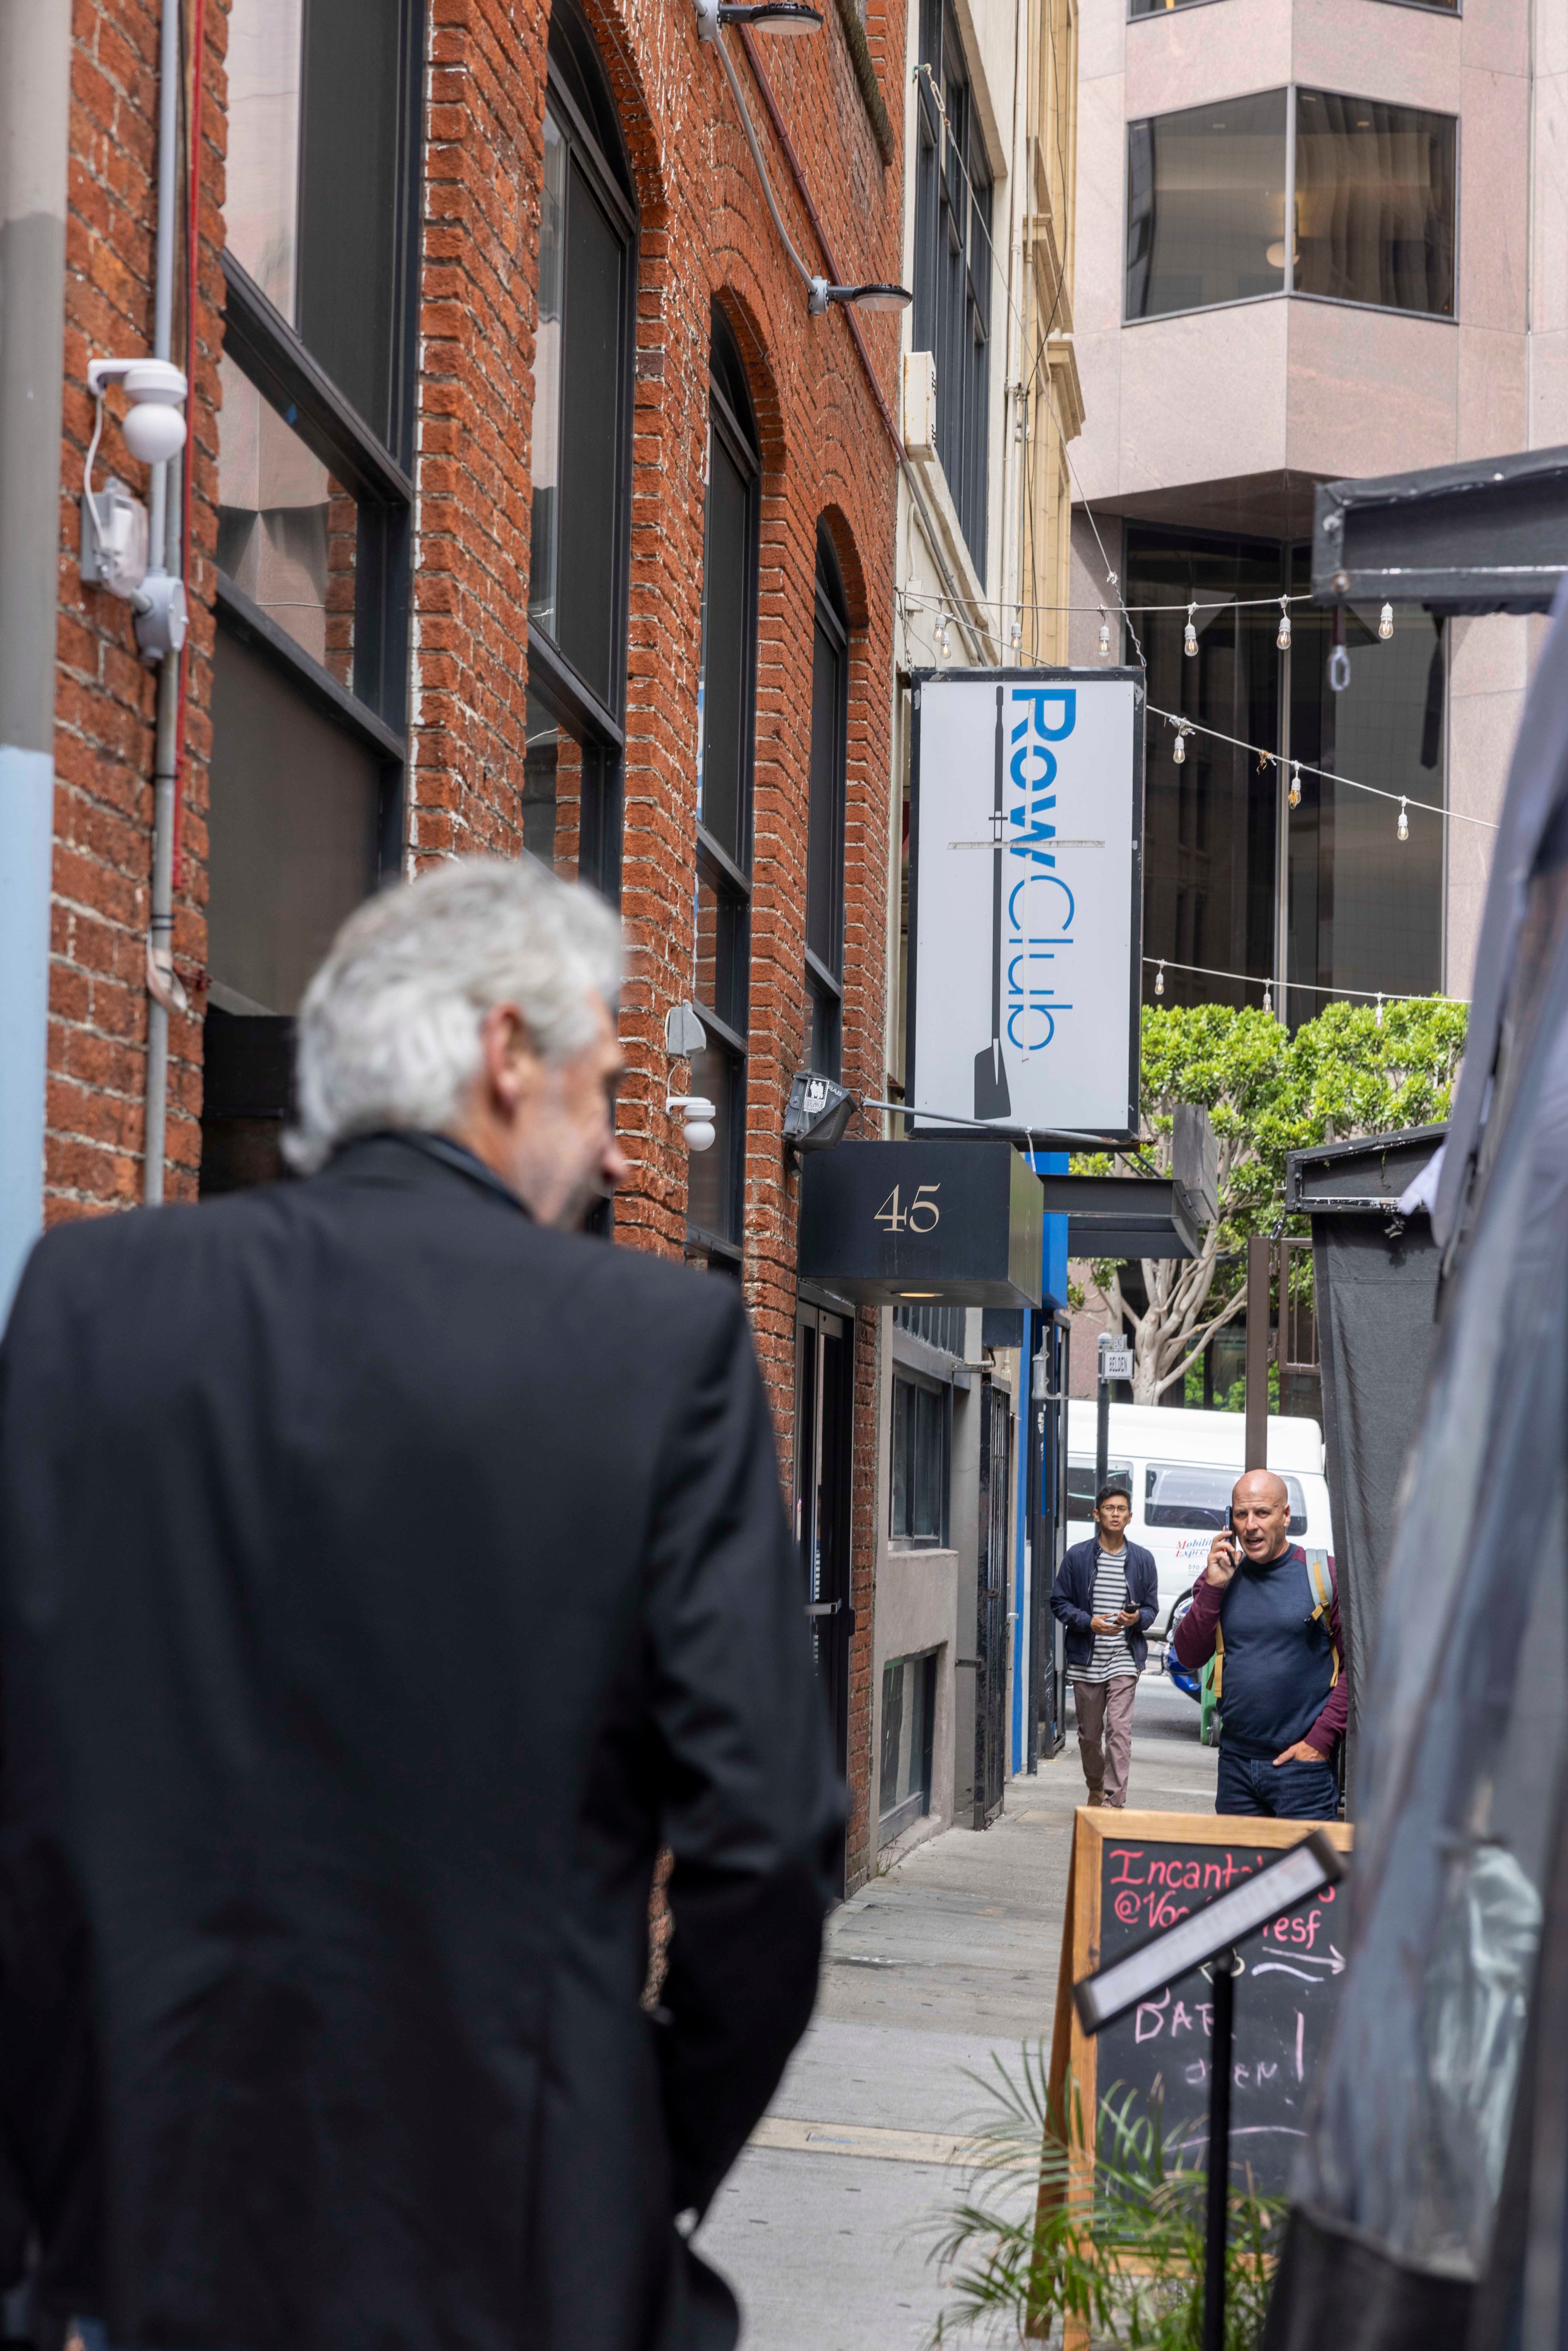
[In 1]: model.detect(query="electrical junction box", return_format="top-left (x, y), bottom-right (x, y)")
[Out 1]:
top-left (903, 350), bottom-right (936, 460)
top-left (80, 477), bottom-right (149, 599)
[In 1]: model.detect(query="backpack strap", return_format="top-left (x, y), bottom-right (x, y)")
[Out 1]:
top-left (1305, 1550), bottom-right (1341, 1688)
top-left (1212, 1623), bottom-right (1223, 1704)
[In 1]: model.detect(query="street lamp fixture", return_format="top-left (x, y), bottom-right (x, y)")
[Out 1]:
top-left (696, 0), bottom-right (823, 38)
top-left (808, 279), bottom-right (913, 316)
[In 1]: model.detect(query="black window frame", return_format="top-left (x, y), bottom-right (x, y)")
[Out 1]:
top-left (913, 0), bottom-right (993, 576)
top-left (890, 1368), bottom-right (952, 1546)
top-left (204, 0), bottom-right (426, 1194)
top-left (805, 528), bottom-right (849, 1081)
top-left (688, 313), bottom-right (761, 1268)
top-left (1125, 84), bottom-right (1459, 327)
top-left (524, 3), bottom-right (639, 902)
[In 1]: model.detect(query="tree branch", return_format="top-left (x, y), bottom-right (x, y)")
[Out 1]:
top-left (1152, 1280), bottom-right (1250, 1402)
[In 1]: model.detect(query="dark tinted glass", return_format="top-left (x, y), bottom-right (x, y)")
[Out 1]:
top-left (1145, 1461), bottom-right (1307, 1536)
top-left (891, 1379), bottom-right (947, 1540)
top-left (1126, 90), bottom-right (1287, 319)
top-left (913, 0), bottom-right (991, 570)
top-left (807, 610), bottom-right (844, 972)
top-left (698, 435), bottom-right (751, 865)
top-left (1067, 1460), bottom-right (1134, 1515)
top-left (686, 1042), bottom-right (744, 1243)
top-left (696, 866), bottom-right (748, 1036)
top-left (555, 158), bottom-right (626, 703)
top-left (1294, 91), bottom-right (1455, 317)
top-left (207, 632), bottom-right (381, 1017)
top-left (297, 0), bottom-right (405, 444)
top-left (807, 979), bottom-right (841, 1081)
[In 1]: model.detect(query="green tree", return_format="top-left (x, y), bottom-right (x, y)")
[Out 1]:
top-left (1078, 997), bottom-right (1467, 1407)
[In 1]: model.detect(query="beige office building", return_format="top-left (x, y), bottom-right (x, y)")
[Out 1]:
top-left (1066, 0), bottom-right (1567, 1006)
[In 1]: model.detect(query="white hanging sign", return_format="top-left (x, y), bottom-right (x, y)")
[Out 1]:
top-left (908, 668), bottom-right (1144, 1143)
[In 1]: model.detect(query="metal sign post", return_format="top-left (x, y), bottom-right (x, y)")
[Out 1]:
top-left (1073, 1830), bottom-right (1346, 2351)
top-left (1096, 1331), bottom-right (1132, 1495)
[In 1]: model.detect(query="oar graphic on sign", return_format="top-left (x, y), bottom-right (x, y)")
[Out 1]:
top-left (973, 683), bottom-right (1011, 1120)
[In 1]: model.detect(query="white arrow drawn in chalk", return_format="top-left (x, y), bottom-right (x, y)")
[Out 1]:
top-left (1252, 1945), bottom-right (1346, 1983)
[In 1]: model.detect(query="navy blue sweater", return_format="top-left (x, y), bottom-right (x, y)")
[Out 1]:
top-left (1049, 1538), bottom-right (1159, 1672)
top-left (1174, 1543), bottom-right (1339, 1759)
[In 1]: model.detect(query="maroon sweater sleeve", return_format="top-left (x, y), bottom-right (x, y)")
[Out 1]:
top-left (1171, 1572), bottom-right (1224, 1669)
top-left (1303, 1569), bottom-right (1348, 1757)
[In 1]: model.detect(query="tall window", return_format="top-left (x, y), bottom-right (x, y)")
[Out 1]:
top-left (205, 0), bottom-right (423, 1194)
top-left (688, 316), bottom-right (760, 1266)
top-left (1126, 89), bottom-right (1456, 323)
top-left (806, 531), bottom-right (849, 1080)
top-left (1129, 525), bottom-right (1446, 1024)
top-left (526, 0), bottom-right (636, 894)
top-left (913, 0), bottom-right (992, 573)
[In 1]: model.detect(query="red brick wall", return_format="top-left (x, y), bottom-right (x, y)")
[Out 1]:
top-left (49, 0), bottom-right (904, 1883)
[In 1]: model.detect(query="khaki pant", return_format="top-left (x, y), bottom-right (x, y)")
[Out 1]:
top-left (1072, 1673), bottom-right (1138, 1807)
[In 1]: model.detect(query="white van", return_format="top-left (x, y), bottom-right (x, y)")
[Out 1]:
top-left (1063, 1404), bottom-right (1334, 1639)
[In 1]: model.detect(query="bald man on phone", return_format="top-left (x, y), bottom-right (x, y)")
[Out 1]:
top-left (1171, 1469), bottom-right (1345, 1818)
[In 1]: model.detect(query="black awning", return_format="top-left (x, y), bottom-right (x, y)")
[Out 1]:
top-left (1312, 446), bottom-right (1568, 615)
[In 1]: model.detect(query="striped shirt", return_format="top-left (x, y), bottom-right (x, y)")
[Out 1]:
top-left (1069, 1545), bottom-right (1139, 1684)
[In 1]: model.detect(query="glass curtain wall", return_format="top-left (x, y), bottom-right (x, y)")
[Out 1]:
top-left (806, 530), bottom-right (849, 1079)
top-left (689, 315), bottom-right (761, 1266)
top-left (524, 0), bottom-right (636, 896)
top-left (1127, 89), bottom-right (1456, 322)
top-left (1130, 526), bottom-right (1446, 1023)
top-left (206, 0), bottom-right (424, 1194)
top-left (913, 0), bottom-right (993, 572)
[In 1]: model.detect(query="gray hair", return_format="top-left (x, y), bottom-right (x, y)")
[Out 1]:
top-left (285, 857), bottom-right (622, 1174)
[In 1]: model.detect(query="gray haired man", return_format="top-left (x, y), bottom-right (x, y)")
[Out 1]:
top-left (0, 858), bottom-right (840, 2351)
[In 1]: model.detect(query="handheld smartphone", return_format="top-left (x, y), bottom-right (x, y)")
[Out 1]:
top-left (1223, 1505), bottom-right (1241, 1567)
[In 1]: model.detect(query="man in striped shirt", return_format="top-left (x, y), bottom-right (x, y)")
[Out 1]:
top-left (1049, 1483), bottom-right (1159, 1808)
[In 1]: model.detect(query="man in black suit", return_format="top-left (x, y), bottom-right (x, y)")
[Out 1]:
top-left (0, 857), bottom-right (840, 2351)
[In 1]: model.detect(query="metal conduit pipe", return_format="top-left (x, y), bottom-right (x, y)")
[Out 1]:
top-left (142, 0), bottom-right (189, 1207)
top-left (0, 0), bottom-right (74, 1315)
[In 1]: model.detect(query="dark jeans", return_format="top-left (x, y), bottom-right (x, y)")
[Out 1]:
top-left (1217, 1745), bottom-right (1339, 1819)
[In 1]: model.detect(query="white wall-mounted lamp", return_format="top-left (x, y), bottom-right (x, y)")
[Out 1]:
top-left (88, 356), bottom-right (188, 464)
top-left (80, 357), bottom-right (190, 661)
top-left (666, 1093), bottom-right (717, 1152)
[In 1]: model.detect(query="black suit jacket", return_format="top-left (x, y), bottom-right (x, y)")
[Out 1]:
top-left (0, 1135), bottom-right (841, 2351)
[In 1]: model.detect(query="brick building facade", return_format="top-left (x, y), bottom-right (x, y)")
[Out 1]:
top-left (23, 0), bottom-right (907, 1891)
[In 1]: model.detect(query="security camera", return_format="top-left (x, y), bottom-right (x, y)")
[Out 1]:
top-left (87, 357), bottom-right (189, 465)
top-left (665, 1093), bottom-right (717, 1152)
top-left (784, 1071), bottom-right (855, 1155)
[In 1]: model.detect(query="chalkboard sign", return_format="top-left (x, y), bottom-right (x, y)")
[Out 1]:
top-left (1049, 1810), bottom-right (1354, 2199)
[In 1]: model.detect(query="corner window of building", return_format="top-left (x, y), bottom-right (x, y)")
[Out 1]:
top-left (689, 315), bottom-right (760, 1266)
top-left (806, 531), bottom-right (849, 1079)
top-left (1126, 89), bottom-right (1455, 323)
top-left (526, 1), bottom-right (637, 892)
top-left (913, 0), bottom-right (993, 573)
top-left (205, 0), bottom-right (423, 1195)
top-left (891, 1372), bottom-right (950, 1543)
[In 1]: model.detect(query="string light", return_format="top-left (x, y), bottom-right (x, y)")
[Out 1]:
top-left (1098, 608), bottom-right (1111, 659)
top-left (1276, 596), bottom-right (1292, 652)
top-left (1172, 724), bottom-right (1187, 765)
top-left (1288, 761), bottom-right (1301, 808)
top-left (1009, 614), bottom-right (1022, 649)
top-left (1378, 602), bottom-right (1394, 641)
top-left (936, 611), bottom-right (951, 660)
top-left (1397, 796), bottom-right (1409, 842)
top-left (1375, 992), bottom-right (1385, 1028)
top-left (1154, 959), bottom-right (1165, 998)
top-left (1328, 606), bottom-right (1350, 693)
top-left (1183, 603), bottom-right (1198, 657)
top-left (1263, 981), bottom-right (1273, 1015)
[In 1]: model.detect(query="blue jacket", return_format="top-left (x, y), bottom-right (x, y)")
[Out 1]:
top-left (1049, 1537), bottom-right (1160, 1672)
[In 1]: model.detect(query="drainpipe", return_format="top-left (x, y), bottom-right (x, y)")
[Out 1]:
top-left (0, 2), bottom-right (73, 1317)
top-left (141, 0), bottom-right (189, 1208)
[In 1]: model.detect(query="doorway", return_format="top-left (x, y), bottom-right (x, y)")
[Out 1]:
top-left (974, 1378), bottom-right (1011, 1827)
top-left (795, 1305), bottom-right (855, 1824)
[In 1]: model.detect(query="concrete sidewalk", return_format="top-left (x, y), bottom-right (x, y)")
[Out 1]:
top-left (695, 1670), bottom-right (1217, 2349)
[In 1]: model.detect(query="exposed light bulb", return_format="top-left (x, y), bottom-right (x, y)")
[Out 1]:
top-left (1009, 614), bottom-right (1022, 649)
top-left (1374, 992), bottom-right (1384, 1029)
top-left (1396, 797), bottom-right (1409, 842)
top-left (1328, 643), bottom-right (1351, 693)
top-left (1276, 596), bottom-right (1292, 651)
top-left (1154, 960), bottom-right (1165, 998)
top-left (1098, 609), bottom-right (1111, 659)
top-left (1183, 603), bottom-right (1198, 658)
top-left (1378, 601), bottom-right (1394, 641)
top-left (1263, 981), bottom-right (1273, 1016)
top-left (936, 612), bottom-right (951, 660)
top-left (1288, 761), bottom-right (1301, 808)
top-left (1172, 725), bottom-right (1186, 765)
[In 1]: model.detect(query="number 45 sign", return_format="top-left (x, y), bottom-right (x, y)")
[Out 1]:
top-left (874, 1184), bottom-right (942, 1234)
